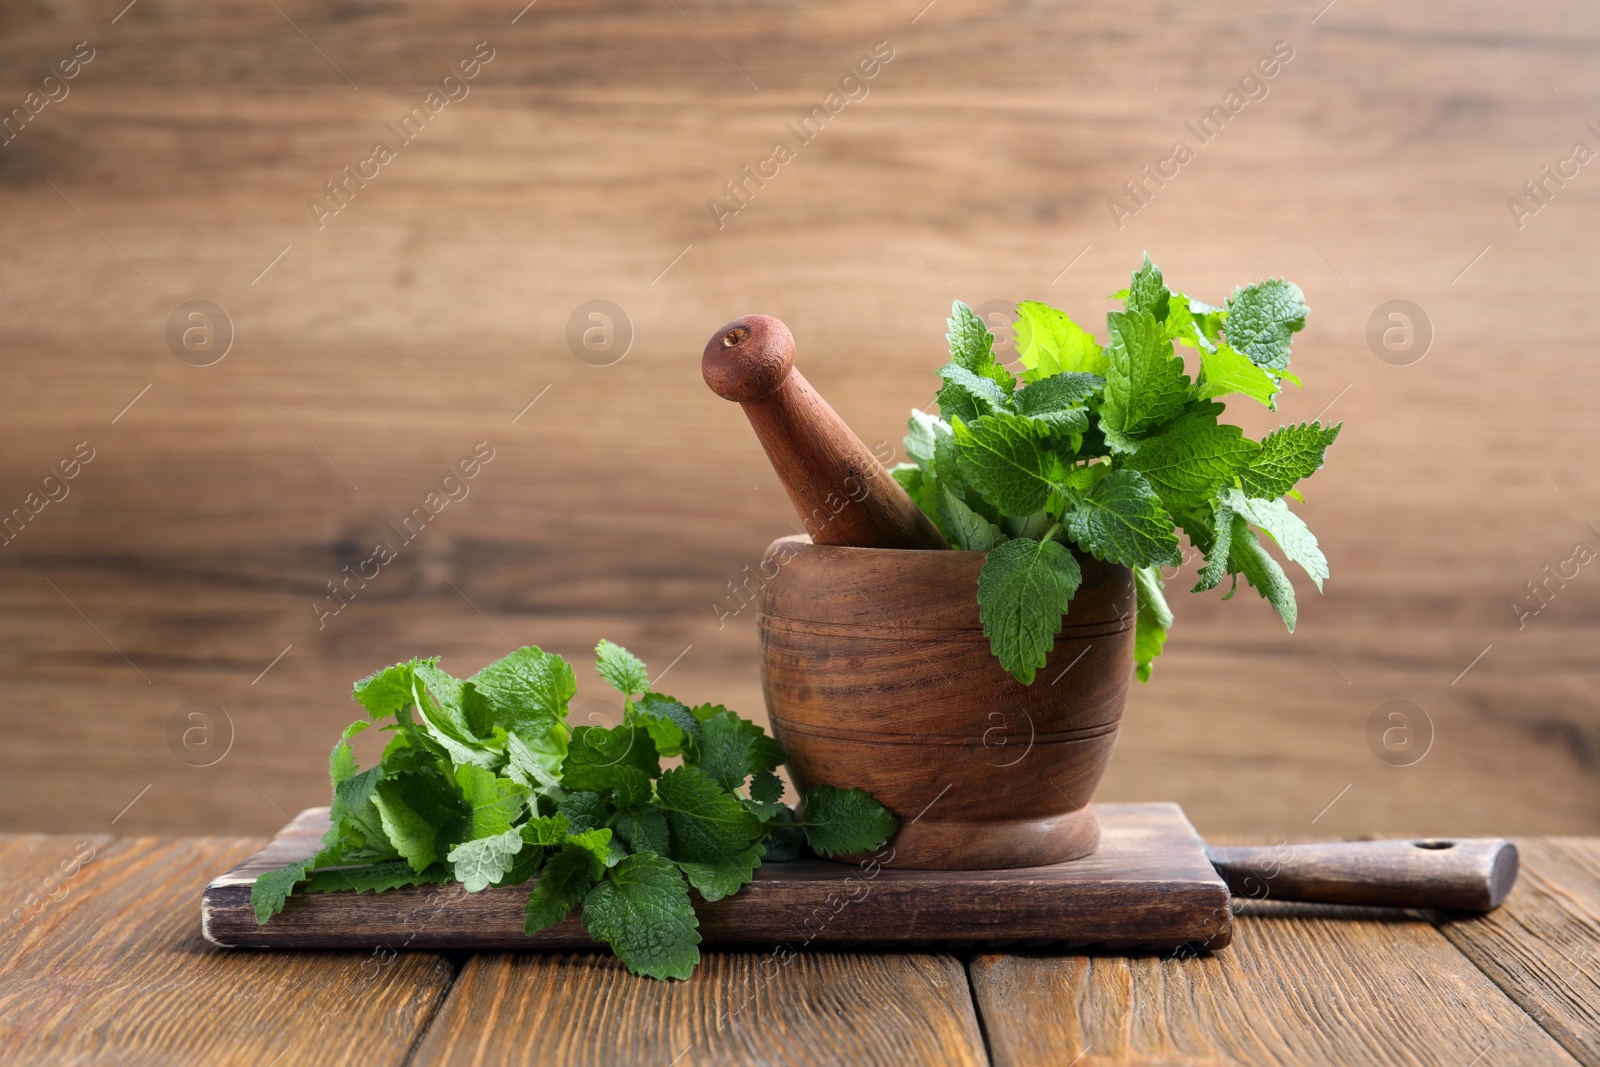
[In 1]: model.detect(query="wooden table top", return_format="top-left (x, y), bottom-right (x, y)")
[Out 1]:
top-left (5, 832), bottom-right (1598, 1066)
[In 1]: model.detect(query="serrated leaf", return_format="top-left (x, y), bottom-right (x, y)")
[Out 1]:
top-left (1133, 566), bottom-right (1172, 683)
top-left (1225, 490), bottom-right (1329, 591)
top-left (506, 728), bottom-right (566, 794)
top-left (1124, 414), bottom-right (1261, 517)
top-left (698, 710), bottom-right (759, 793)
top-left (562, 827), bottom-right (614, 872)
top-left (799, 785), bottom-right (900, 858)
top-left (1228, 513), bottom-right (1298, 630)
top-left (1123, 253), bottom-right (1171, 321)
top-left (582, 852), bottom-right (702, 980)
top-left (1197, 343), bottom-right (1279, 407)
top-left (976, 537), bottom-right (1084, 685)
top-left (251, 858), bottom-right (313, 923)
top-left (1015, 372), bottom-right (1103, 417)
top-left (352, 660), bottom-right (429, 721)
top-left (454, 764), bottom-right (529, 838)
top-left (947, 300), bottom-right (996, 369)
top-left (329, 720), bottom-right (369, 789)
top-left (595, 640), bottom-right (650, 698)
top-left (524, 842), bottom-right (601, 934)
top-left (1239, 422), bottom-right (1341, 499)
top-left (372, 779), bottom-right (444, 872)
top-left (904, 408), bottom-right (948, 472)
top-left (562, 725), bottom-right (660, 793)
top-left (655, 766), bottom-right (764, 863)
top-left (952, 413), bottom-right (1059, 516)
top-left (940, 486), bottom-right (1002, 551)
top-left (1193, 495), bottom-right (1236, 594)
top-left (556, 790), bottom-right (610, 833)
top-left (613, 806), bottom-right (671, 856)
top-left (1016, 300), bottom-right (1108, 380)
top-left (468, 646), bottom-right (576, 740)
top-left (1225, 279), bottom-right (1307, 372)
top-left (937, 362), bottom-right (1012, 414)
top-left (1062, 469), bottom-right (1182, 568)
top-left (1103, 310), bottom-right (1191, 438)
top-left (612, 765), bottom-right (654, 810)
top-left (749, 769), bottom-right (785, 803)
top-left (1166, 294), bottom-right (1224, 352)
top-left (630, 693), bottom-right (702, 760)
top-left (676, 840), bottom-right (765, 902)
top-left (300, 860), bottom-right (454, 895)
top-left (447, 827), bottom-right (524, 892)
top-left (520, 813), bottom-right (571, 847)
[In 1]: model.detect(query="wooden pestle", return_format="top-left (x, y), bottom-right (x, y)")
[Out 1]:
top-left (702, 315), bottom-right (949, 550)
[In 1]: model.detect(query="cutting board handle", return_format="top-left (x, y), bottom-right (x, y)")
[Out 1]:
top-left (1205, 837), bottom-right (1519, 912)
top-left (701, 314), bottom-right (949, 550)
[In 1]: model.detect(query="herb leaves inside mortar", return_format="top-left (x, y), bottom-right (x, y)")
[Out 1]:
top-left (252, 641), bottom-right (897, 979)
top-left (893, 255), bottom-right (1340, 684)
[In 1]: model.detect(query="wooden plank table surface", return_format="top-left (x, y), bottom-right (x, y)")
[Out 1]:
top-left (3, 831), bottom-right (1598, 1066)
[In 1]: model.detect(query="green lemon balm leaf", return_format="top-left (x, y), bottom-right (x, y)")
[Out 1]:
top-left (1015, 301), bottom-right (1108, 380)
top-left (447, 827), bottom-right (524, 893)
top-left (1224, 279), bottom-right (1307, 372)
top-left (251, 859), bottom-right (314, 923)
top-left (952, 413), bottom-right (1059, 516)
top-left (582, 853), bottom-right (701, 980)
top-left (595, 640), bottom-right (650, 698)
top-left (561, 725), bottom-right (660, 793)
top-left (1123, 253), bottom-right (1171, 322)
top-left (1124, 415), bottom-right (1260, 519)
top-left (1225, 489), bottom-right (1329, 591)
top-left (1062, 469), bottom-right (1182, 569)
top-left (630, 692), bottom-right (702, 759)
top-left (675, 839), bottom-right (765, 903)
top-left (655, 766), bottom-right (764, 862)
top-left (469, 646), bottom-right (576, 739)
top-left (1239, 422), bottom-right (1341, 499)
top-left (1197, 343), bottom-right (1279, 407)
top-left (799, 785), bottom-right (899, 858)
top-left (1133, 566), bottom-right (1172, 683)
top-left (1103, 310), bottom-right (1190, 438)
top-left (977, 537), bottom-right (1084, 685)
top-left (1228, 513), bottom-right (1298, 630)
top-left (524, 841), bottom-right (601, 934)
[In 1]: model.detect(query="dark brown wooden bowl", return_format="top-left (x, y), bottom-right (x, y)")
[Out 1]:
top-left (756, 535), bottom-right (1135, 870)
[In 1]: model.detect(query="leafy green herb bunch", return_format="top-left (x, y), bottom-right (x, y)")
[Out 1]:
top-left (253, 640), bottom-right (898, 979)
top-left (891, 255), bottom-right (1340, 685)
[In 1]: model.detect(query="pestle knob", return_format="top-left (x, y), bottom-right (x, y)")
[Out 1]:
top-left (703, 315), bottom-right (950, 551)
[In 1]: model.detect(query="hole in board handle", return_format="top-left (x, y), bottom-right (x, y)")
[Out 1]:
top-left (1412, 839), bottom-right (1456, 850)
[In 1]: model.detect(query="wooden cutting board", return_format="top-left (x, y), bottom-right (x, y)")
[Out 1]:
top-left (202, 802), bottom-right (1233, 952)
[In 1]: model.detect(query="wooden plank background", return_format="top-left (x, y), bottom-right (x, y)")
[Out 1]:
top-left (0, 0), bottom-right (1595, 841)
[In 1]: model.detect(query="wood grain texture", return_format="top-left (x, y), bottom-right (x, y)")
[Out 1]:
top-left (0, 0), bottom-right (1597, 844)
top-left (1206, 837), bottom-right (1518, 911)
top-left (410, 950), bottom-right (988, 1067)
top-left (205, 803), bottom-right (1233, 952)
top-left (702, 314), bottom-right (948, 550)
top-left (0, 833), bottom-right (453, 1067)
top-left (760, 535), bottom-right (1131, 868)
top-left (1434, 838), bottom-right (1600, 1065)
top-left (970, 902), bottom-right (1581, 1067)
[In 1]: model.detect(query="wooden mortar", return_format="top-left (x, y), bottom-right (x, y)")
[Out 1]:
top-left (704, 314), bottom-right (1132, 869)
